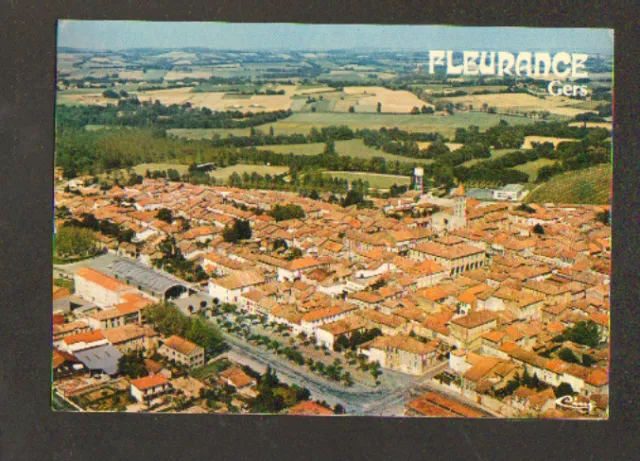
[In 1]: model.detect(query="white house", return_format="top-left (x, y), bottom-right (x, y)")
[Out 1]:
top-left (74, 267), bottom-right (136, 308)
top-left (208, 271), bottom-right (266, 304)
top-left (130, 374), bottom-right (172, 403)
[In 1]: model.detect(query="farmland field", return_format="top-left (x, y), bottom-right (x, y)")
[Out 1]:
top-left (131, 163), bottom-right (190, 175)
top-left (512, 158), bottom-right (557, 181)
top-left (568, 121), bottom-right (613, 130)
top-left (245, 112), bottom-right (535, 138)
top-left (341, 86), bottom-right (433, 113)
top-left (254, 139), bottom-right (435, 165)
top-left (134, 87), bottom-right (293, 112)
top-left (422, 85), bottom-right (508, 95)
top-left (208, 164), bottom-right (289, 181)
top-left (416, 142), bottom-right (463, 151)
top-left (254, 143), bottom-right (325, 156)
top-left (100, 163), bottom-right (189, 182)
top-left (323, 171), bottom-right (411, 188)
top-left (524, 164), bottom-right (612, 205)
top-left (439, 93), bottom-right (596, 118)
top-left (460, 149), bottom-right (516, 167)
top-left (169, 127), bottom-right (254, 138)
top-left (521, 136), bottom-right (580, 149)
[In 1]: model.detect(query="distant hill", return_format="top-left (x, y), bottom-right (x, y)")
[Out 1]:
top-left (524, 164), bottom-right (611, 205)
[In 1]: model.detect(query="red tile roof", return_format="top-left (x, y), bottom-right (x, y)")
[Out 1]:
top-left (75, 267), bottom-right (130, 292)
top-left (131, 374), bottom-right (169, 391)
top-left (287, 401), bottom-right (334, 416)
top-left (162, 335), bottom-right (200, 356)
top-left (63, 330), bottom-right (105, 345)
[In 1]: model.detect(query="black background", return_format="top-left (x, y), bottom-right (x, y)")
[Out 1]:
top-left (1, 1), bottom-right (638, 460)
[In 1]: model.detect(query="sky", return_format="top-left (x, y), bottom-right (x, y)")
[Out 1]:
top-left (58, 21), bottom-right (613, 54)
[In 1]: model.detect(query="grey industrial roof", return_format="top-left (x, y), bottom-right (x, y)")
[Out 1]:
top-left (466, 188), bottom-right (494, 201)
top-left (74, 344), bottom-right (122, 376)
top-left (501, 184), bottom-right (526, 192)
top-left (106, 259), bottom-right (188, 296)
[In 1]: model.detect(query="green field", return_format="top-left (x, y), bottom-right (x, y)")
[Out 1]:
top-left (255, 143), bottom-right (326, 156)
top-left (513, 158), bottom-right (557, 182)
top-left (99, 163), bottom-right (189, 183)
top-left (209, 164), bottom-right (289, 181)
top-left (323, 171), bottom-right (411, 189)
top-left (255, 139), bottom-right (434, 165)
top-left (169, 111), bottom-right (535, 141)
top-left (524, 164), bottom-right (611, 205)
top-left (103, 163), bottom-right (288, 184)
top-left (169, 127), bottom-right (254, 138)
top-left (460, 149), bottom-right (516, 167)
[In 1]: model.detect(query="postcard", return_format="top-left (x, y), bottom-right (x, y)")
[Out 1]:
top-left (52, 21), bottom-right (612, 418)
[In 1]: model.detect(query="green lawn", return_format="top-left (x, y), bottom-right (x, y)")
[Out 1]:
top-left (54, 277), bottom-right (75, 292)
top-left (323, 171), bottom-right (411, 189)
top-left (191, 358), bottom-right (232, 380)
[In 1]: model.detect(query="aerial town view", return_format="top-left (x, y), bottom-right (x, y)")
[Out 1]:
top-left (52, 22), bottom-right (612, 417)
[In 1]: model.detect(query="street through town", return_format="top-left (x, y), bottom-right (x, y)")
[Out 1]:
top-left (221, 330), bottom-right (491, 416)
top-left (56, 254), bottom-right (496, 417)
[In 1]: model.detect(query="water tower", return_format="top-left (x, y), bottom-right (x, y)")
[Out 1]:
top-left (413, 167), bottom-right (424, 194)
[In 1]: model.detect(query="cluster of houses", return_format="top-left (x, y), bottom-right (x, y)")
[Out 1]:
top-left (53, 177), bottom-right (610, 417)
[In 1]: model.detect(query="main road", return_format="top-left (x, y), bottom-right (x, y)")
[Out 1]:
top-left (220, 329), bottom-right (493, 416)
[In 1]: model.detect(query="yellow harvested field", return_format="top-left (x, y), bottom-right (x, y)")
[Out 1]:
top-left (294, 87), bottom-right (338, 95)
top-left (416, 142), bottom-right (463, 151)
top-left (156, 51), bottom-right (198, 60)
top-left (521, 136), bottom-right (579, 149)
top-left (568, 121), bottom-right (612, 130)
top-left (60, 87), bottom-right (295, 112)
top-left (440, 93), bottom-right (595, 117)
top-left (56, 92), bottom-right (114, 106)
top-left (342, 86), bottom-right (434, 113)
top-left (117, 70), bottom-right (145, 80)
top-left (136, 87), bottom-right (199, 105)
top-left (164, 70), bottom-right (214, 81)
top-left (136, 88), bottom-right (293, 112)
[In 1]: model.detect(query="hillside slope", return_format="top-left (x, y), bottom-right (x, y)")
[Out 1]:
top-left (525, 164), bottom-right (612, 205)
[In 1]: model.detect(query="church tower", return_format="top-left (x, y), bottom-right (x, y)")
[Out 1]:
top-left (450, 183), bottom-right (467, 230)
